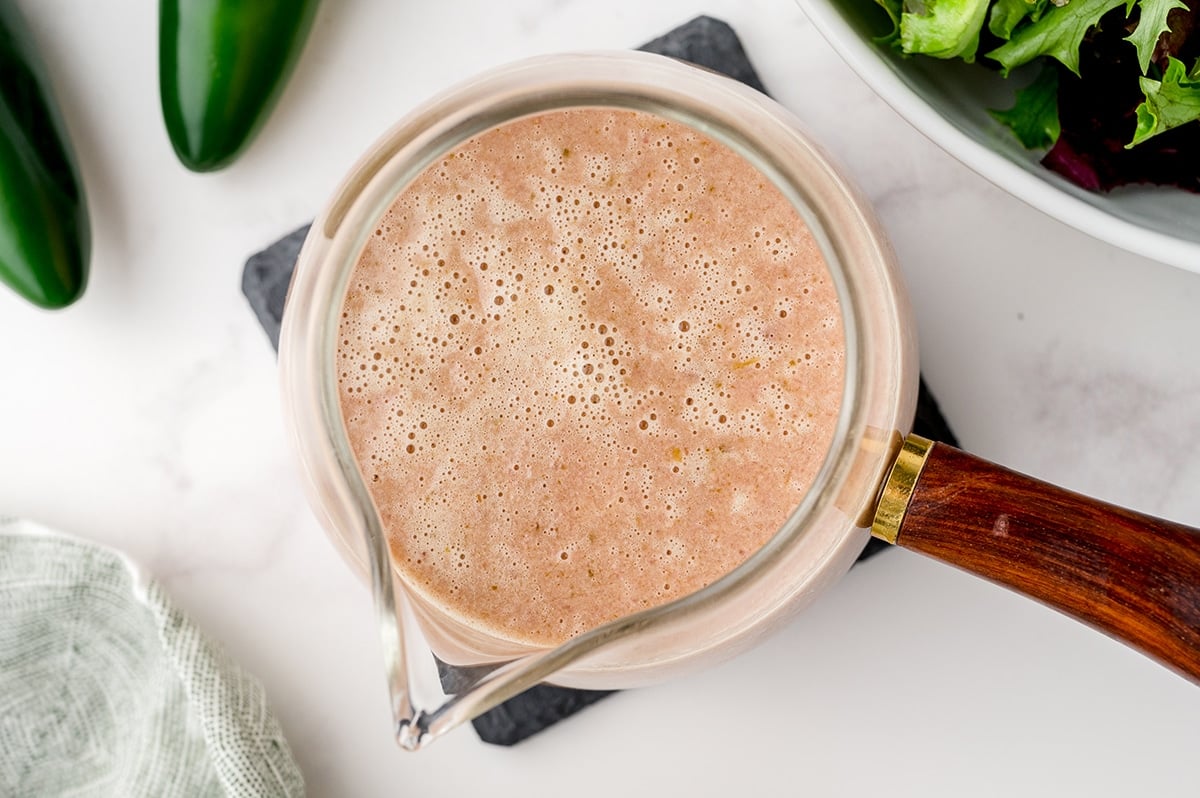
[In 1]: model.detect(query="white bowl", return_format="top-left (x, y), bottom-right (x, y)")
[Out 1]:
top-left (796, 0), bottom-right (1200, 272)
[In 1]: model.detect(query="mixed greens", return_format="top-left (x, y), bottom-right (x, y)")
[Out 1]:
top-left (871, 0), bottom-right (1199, 191)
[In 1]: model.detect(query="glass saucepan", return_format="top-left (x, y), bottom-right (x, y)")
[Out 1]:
top-left (278, 51), bottom-right (1200, 751)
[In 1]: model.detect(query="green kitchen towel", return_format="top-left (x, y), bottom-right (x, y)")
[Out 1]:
top-left (0, 518), bottom-right (305, 798)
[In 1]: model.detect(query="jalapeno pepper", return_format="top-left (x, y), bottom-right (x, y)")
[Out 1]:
top-left (0, 1), bottom-right (90, 309)
top-left (159, 0), bottom-right (321, 172)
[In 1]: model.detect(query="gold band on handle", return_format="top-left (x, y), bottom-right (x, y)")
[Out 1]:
top-left (870, 433), bottom-right (935, 544)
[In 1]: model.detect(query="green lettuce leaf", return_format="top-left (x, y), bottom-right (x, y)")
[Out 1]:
top-left (988, 0), bottom-right (1048, 40)
top-left (987, 0), bottom-right (1128, 76)
top-left (1129, 56), bottom-right (1200, 146)
top-left (900, 0), bottom-right (992, 61)
top-left (1125, 0), bottom-right (1188, 73)
top-left (872, 0), bottom-right (904, 44)
top-left (991, 64), bottom-right (1062, 147)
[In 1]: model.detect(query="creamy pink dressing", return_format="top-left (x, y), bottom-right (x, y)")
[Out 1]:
top-left (336, 107), bottom-right (844, 646)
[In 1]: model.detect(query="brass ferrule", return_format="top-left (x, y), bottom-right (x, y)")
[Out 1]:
top-left (870, 433), bottom-right (934, 544)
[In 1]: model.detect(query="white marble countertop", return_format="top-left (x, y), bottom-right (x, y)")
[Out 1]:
top-left (5, 1), bottom-right (1200, 795)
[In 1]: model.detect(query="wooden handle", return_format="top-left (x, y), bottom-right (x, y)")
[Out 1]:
top-left (878, 436), bottom-right (1200, 684)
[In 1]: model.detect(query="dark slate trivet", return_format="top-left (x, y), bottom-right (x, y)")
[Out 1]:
top-left (243, 15), bottom-right (958, 747)
top-left (244, 223), bottom-right (309, 351)
top-left (639, 15), bottom-right (767, 95)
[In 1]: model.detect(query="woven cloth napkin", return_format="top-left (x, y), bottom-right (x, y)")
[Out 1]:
top-left (0, 518), bottom-right (304, 797)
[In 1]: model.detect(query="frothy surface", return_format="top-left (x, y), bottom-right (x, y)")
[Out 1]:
top-left (336, 107), bottom-right (844, 646)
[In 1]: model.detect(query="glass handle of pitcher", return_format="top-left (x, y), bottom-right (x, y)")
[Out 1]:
top-left (871, 434), bottom-right (1200, 684)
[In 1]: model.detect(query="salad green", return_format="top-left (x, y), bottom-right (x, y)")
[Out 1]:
top-left (989, 63), bottom-right (1061, 147)
top-left (899, 0), bottom-right (991, 59)
top-left (1128, 0), bottom-right (1188, 71)
top-left (872, 0), bottom-right (1200, 191)
top-left (987, 0), bottom-right (1126, 75)
top-left (1132, 55), bottom-right (1200, 143)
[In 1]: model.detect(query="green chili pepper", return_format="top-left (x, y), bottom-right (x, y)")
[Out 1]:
top-left (159, 0), bottom-right (321, 172)
top-left (0, 1), bottom-right (90, 310)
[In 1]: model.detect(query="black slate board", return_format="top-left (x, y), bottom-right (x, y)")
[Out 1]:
top-left (243, 15), bottom-right (958, 746)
